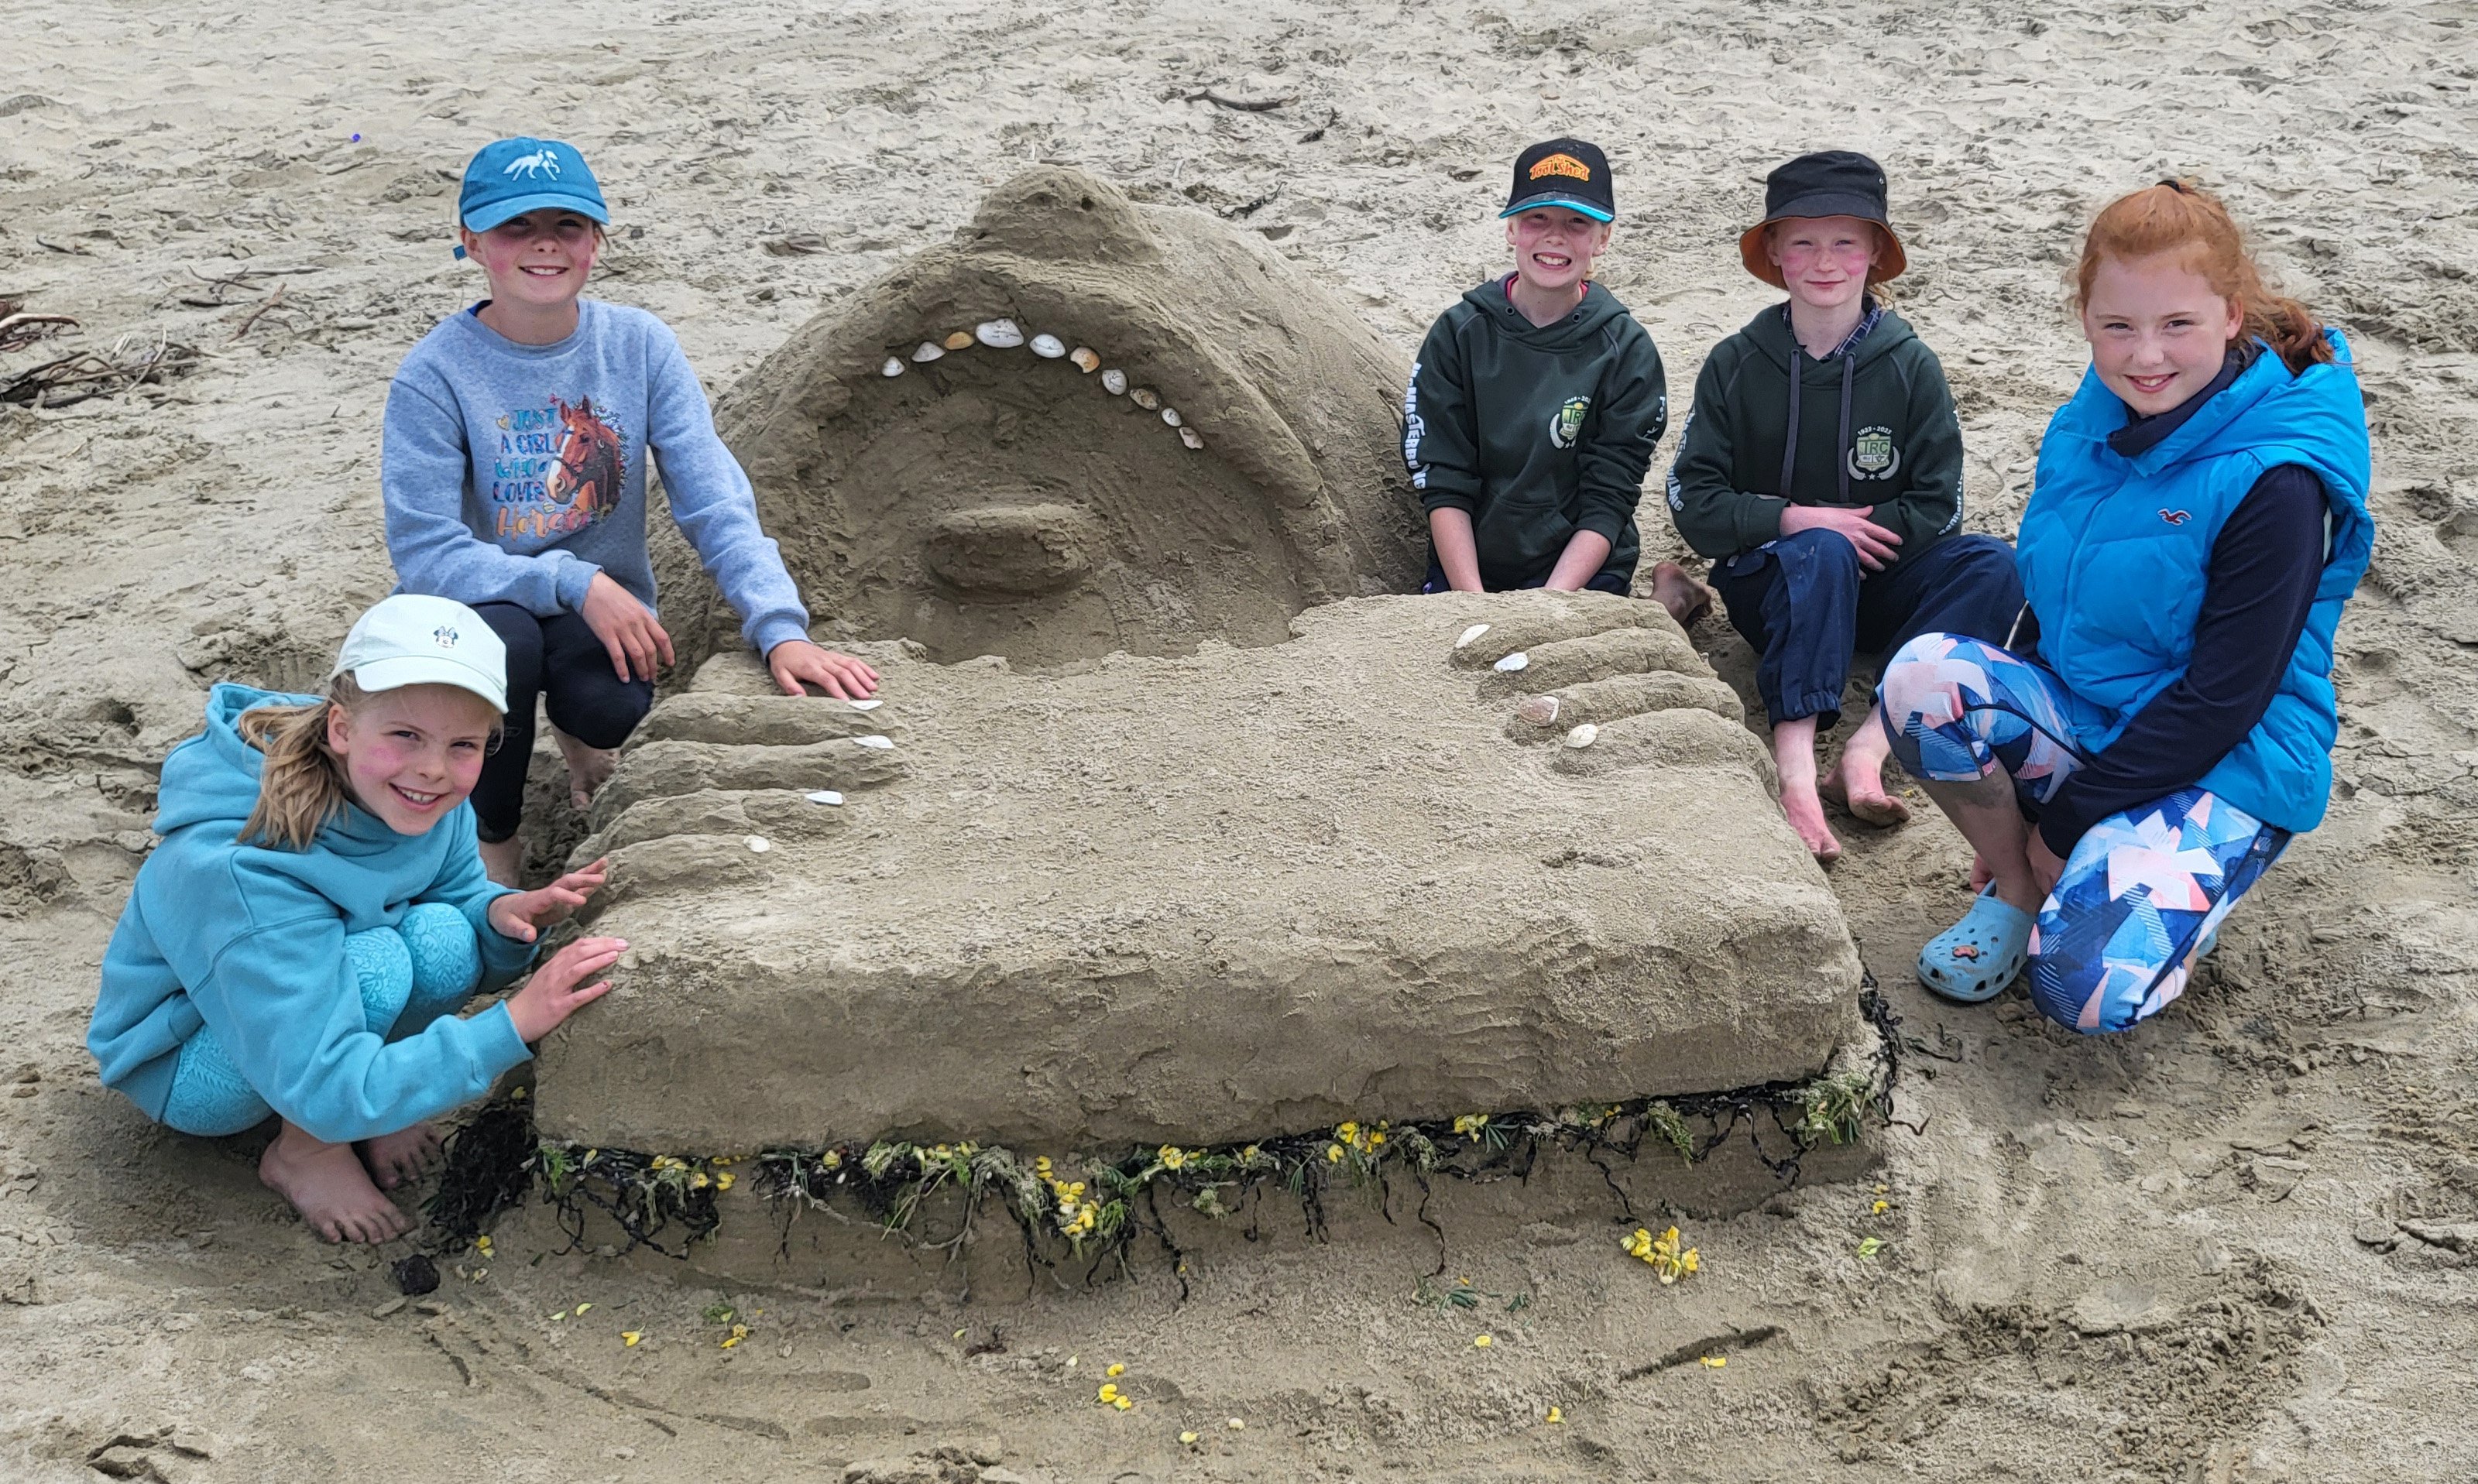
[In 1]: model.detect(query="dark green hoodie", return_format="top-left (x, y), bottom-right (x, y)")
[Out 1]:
top-left (1404, 278), bottom-right (1668, 591)
top-left (1664, 304), bottom-right (1963, 568)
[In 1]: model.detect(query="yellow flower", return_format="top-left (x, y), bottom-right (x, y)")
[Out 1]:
top-left (1158, 1146), bottom-right (1187, 1170)
top-left (822, 1149), bottom-right (843, 1169)
top-left (1107, 1362), bottom-right (1126, 1377)
top-left (1336, 1121), bottom-right (1358, 1142)
top-left (1473, 1334), bottom-right (1493, 1349)
top-left (1453, 1113), bottom-right (1491, 1143)
top-left (1327, 1144), bottom-right (1344, 1163)
top-left (1098, 1383), bottom-right (1119, 1403)
top-left (1035, 1156), bottom-right (1054, 1177)
top-left (716, 1171), bottom-right (735, 1191)
top-left (1699, 1355), bottom-right (1726, 1369)
top-left (1113, 1396), bottom-right (1133, 1412)
top-left (1870, 1198), bottom-right (1889, 1215)
top-left (690, 1171), bottom-right (710, 1190)
top-left (475, 1236), bottom-right (494, 1256)
top-left (1179, 1431), bottom-right (1200, 1445)
top-left (1240, 1145), bottom-right (1260, 1162)
top-left (1368, 1131), bottom-right (1386, 1147)
top-left (574, 1303), bottom-right (592, 1316)
top-left (1546, 1406), bottom-right (1564, 1424)
top-left (622, 1331), bottom-right (641, 1347)
top-left (932, 1144), bottom-right (952, 1160)
top-left (720, 1323), bottom-right (750, 1350)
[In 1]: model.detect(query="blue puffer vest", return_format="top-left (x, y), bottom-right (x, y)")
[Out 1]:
top-left (2016, 331), bottom-right (2373, 834)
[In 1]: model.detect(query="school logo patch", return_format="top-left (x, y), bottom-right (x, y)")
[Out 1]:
top-left (1845, 425), bottom-right (1901, 481)
top-left (1529, 153), bottom-right (1592, 183)
top-left (1550, 395), bottom-right (1591, 450)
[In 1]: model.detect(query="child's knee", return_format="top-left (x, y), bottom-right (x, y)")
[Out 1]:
top-left (342, 926), bottom-right (416, 1033)
top-left (400, 902), bottom-right (484, 1017)
top-left (1876, 632), bottom-right (1961, 723)
top-left (160, 1029), bottom-right (273, 1137)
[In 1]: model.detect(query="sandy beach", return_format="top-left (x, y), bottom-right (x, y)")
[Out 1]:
top-left (6, 2), bottom-right (2478, 1479)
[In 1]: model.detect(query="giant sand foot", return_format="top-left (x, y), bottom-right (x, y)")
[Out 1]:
top-left (535, 590), bottom-right (1866, 1160)
top-left (649, 166), bottom-right (1422, 672)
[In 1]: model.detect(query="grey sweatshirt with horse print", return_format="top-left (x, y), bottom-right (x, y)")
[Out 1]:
top-left (382, 298), bottom-right (812, 655)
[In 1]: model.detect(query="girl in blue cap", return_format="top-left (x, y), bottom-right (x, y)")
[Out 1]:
top-left (88, 597), bottom-right (624, 1242)
top-left (383, 136), bottom-right (880, 883)
top-left (1874, 180), bottom-right (2372, 1032)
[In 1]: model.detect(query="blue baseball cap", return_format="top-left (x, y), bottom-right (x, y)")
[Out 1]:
top-left (458, 137), bottom-right (609, 235)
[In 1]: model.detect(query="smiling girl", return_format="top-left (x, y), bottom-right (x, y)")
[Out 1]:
top-left (384, 136), bottom-right (877, 883)
top-left (1405, 137), bottom-right (1711, 624)
top-left (88, 597), bottom-right (625, 1242)
top-left (1875, 180), bottom-right (2373, 1030)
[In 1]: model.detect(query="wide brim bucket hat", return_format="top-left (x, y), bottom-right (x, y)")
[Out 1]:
top-left (1738, 150), bottom-right (1908, 289)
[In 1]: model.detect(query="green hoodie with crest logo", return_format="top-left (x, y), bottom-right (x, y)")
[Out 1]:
top-left (1403, 277), bottom-right (1668, 591)
top-left (1663, 303), bottom-right (1964, 569)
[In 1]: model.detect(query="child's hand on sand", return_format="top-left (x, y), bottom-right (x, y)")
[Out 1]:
top-left (506, 935), bottom-right (627, 1043)
top-left (766, 638), bottom-right (880, 700)
top-left (488, 858), bottom-right (609, 944)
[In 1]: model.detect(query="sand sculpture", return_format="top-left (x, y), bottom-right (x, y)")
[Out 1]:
top-left (537, 170), bottom-right (1873, 1209)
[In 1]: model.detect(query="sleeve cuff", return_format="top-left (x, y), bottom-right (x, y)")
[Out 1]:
top-left (1575, 509), bottom-right (1626, 545)
top-left (473, 998), bottom-right (537, 1064)
top-left (1419, 491), bottom-right (1478, 516)
top-left (1736, 495), bottom-right (1787, 550)
top-left (754, 619), bottom-right (813, 658)
top-left (465, 888), bottom-right (539, 989)
top-left (554, 557), bottom-right (601, 613)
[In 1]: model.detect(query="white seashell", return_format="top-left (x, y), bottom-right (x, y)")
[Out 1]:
top-left (1129, 388), bottom-right (1161, 411)
top-left (1029, 333), bottom-right (1066, 358)
top-left (911, 341), bottom-right (945, 362)
top-left (975, 318), bottom-right (1025, 348)
top-left (1069, 347), bottom-right (1100, 372)
top-left (746, 835), bottom-right (773, 852)
top-left (1454, 623), bottom-right (1491, 649)
top-left (1516, 695), bottom-right (1560, 725)
top-left (880, 358), bottom-right (905, 378)
top-left (805, 790), bottom-right (845, 807)
top-left (848, 698), bottom-right (883, 711)
top-left (855, 735), bottom-right (895, 749)
top-left (1101, 368), bottom-right (1127, 396)
top-left (942, 331), bottom-right (975, 351)
top-left (1494, 651), bottom-right (1529, 673)
top-left (1564, 724), bottom-right (1598, 749)
top-left (1179, 427), bottom-right (1204, 451)
top-left (1160, 407), bottom-right (1182, 427)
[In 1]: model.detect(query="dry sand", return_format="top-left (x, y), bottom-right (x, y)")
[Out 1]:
top-left (6, 2), bottom-right (2478, 1481)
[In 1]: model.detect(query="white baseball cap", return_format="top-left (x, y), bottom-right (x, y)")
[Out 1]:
top-left (331, 595), bottom-right (510, 714)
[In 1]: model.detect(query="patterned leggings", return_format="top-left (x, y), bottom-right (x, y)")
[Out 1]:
top-left (159, 902), bottom-right (483, 1137)
top-left (1876, 633), bottom-right (2290, 1033)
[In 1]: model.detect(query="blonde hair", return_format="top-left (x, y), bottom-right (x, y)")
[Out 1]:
top-left (236, 675), bottom-right (366, 852)
top-left (2073, 179), bottom-right (2333, 375)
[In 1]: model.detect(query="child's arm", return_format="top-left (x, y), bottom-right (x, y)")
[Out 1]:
top-left (1663, 355), bottom-right (1784, 560)
top-left (1869, 349), bottom-right (1967, 559)
top-left (1570, 327), bottom-right (1668, 555)
top-left (383, 375), bottom-right (602, 615)
top-left (1405, 321), bottom-right (1488, 588)
top-left (642, 327), bottom-right (812, 656)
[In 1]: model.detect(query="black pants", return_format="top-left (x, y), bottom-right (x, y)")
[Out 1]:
top-left (1711, 530), bottom-right (2020, 728)
top-left (471, 604), bottom-right (655, 842)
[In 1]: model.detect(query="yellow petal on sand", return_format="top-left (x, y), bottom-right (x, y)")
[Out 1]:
top-left (622, 1331), bottom-right (642, 1347)
top-left (1473, 1334), bottom-right (1493, 1349)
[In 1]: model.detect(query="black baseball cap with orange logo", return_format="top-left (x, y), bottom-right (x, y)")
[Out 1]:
top-left (1500, 138), bottom-right (1615, 223)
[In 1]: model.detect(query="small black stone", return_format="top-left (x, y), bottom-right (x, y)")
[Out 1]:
top-left (390, 1253), bottom-right (440, 1297)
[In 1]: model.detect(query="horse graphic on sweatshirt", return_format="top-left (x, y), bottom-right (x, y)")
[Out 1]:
top-left (544, 397), bottom-right (625, 521)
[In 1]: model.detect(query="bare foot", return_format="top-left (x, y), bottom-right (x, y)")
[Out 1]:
top-left (551, 725), bottom-right (620, 812)
top-left (1818, 756), bottom-right (1912, 828)
top-left (359, 1122), bottom-right (442, 1191)
top-left (1780, 780), bottom-right (1844, 865)
top-left (1647, 560), bottom-right (1715, 629)
top-left (479, 834), bottom-right (525, 887)
top-left (259, 1122), bottom-right (411, 1244)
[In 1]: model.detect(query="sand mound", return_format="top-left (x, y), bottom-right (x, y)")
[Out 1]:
top-left (650, 166), bottom-right (1423, 669)
top-left (535, 589), bottom-right (1865, 1156)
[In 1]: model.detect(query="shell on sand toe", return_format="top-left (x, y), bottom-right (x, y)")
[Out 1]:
top-left (1029, 333), bottom-right (1067, 358)
top-left (975, 318), bottom-right (1025, 348)
top-left (1069, 347), bottom-right (1100, 372)
top-left (1455, 623), bottom-right (1491, 649)
top-left (1516, 694), bottom-right (1560, 725)
top-left (942, 331), bottom-right (975, 351)
top-left (1160, 407), bottom-right (1182, 427)
top-left (911, 341), bottom-right (945, 362)
top-left (1101, 368), bottom-right (1127, 395)
top-left (806, 790), bottom-right (845, 806)
top-left (1494, 651), bottom-right (1529, 673)
top-left (746, 835), bottom-right (773, 852)
top-left (1563, 724), bottom-right (1598, 749)
top-left (1179, 427), bottom-right (1204, 451)
top-left (855, 735), bottom-right (895, 750)
top-left (849, 698), bottom-right (883, 711)
top-left (1130, 388), bottom-right (1161, 410)
top-left (880, 358), bottom-right (904, 378)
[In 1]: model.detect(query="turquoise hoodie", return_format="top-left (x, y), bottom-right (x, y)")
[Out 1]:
top-left (2016, 331), bottom-right (2373, 833)
top-left (88, 684), bottom-right (538, 1143)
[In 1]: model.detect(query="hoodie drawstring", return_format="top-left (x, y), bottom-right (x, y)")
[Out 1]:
top-left (1778, 355), bottom-right (1802, 496)
top-left (1836, 350), bottom-right (1855, 508)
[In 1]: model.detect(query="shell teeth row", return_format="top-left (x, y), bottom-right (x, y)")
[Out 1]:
top-left (881, 329), bottom-right (1201, 450)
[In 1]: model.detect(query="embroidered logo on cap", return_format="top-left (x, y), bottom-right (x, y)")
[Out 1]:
top-left (502, 148), bottom-right (562, 181)
top-left (433, 625), bottom-right (460, 649)
top-left (1529, 153), bottom-right (1592, 183)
